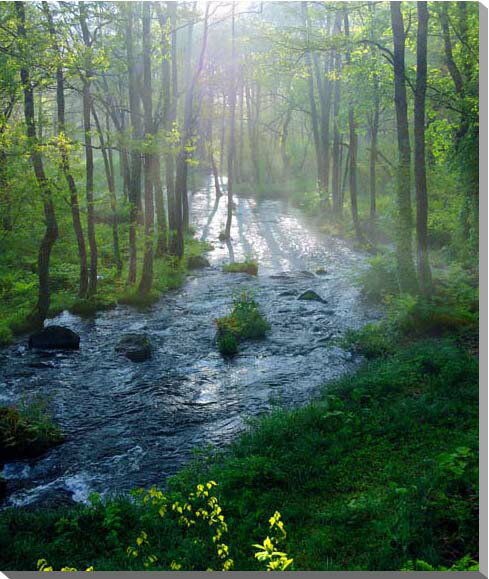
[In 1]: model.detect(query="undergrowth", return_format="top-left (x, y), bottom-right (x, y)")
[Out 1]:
top-left (215, 292), bottom-right (270, 356)
top-left (222, 258), bottom-right (258, 276)
top-left (0, 397), bottom-right (63, 462)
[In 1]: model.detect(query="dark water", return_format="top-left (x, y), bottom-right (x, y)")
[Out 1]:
top-left (0, 181), bottom-right (378, 507)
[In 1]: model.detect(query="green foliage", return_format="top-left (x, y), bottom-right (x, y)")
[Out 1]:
top-left (222, 259), bottom-right (258, 276)
top-left (0, 398), bottom-right (64, 461)
top-left (401, 555), bottom-right (479, 571)
top-left (6, 480), bottom-right (292, 572)
top-left (215, 292), bottom-right (270, 355)
top-left (341, 323), bottom-right (395, 359)
top-left (118, 291), bottom-right (160, 309)
top-left (356, 254), bottom-right (399, 303)
top-left (0, 336), bottom-right (478, 571)
top-left (0, 231), bottom-right (209, 346)
top-left (0, 323), bottom-right (13, 346)
top-left (216, 332), bottom-right (239, 357)
top-left (70, 296), bottom-right (117, 317)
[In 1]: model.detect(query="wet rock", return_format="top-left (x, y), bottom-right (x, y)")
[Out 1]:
top-left (298, 290), bottom-right (327, 304)
top-left (316, 268), bottom-right (328, 275)
top-left (28, 326), bottom-right (80, 350)
top-left (187, 255), bottom-right (210, 269)
top-left (279, 290), bottom-right (297, 297)
top-left (27, 361), bottom-right (54, 369)
top-left (115, 334), bottom-right (152, 362)
top-left (25, 489), bottom-right (77, 510)
top-left (299, 270), bottom-right (316, 278)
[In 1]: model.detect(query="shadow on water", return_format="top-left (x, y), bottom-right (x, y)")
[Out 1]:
top-left (0, 181), bottom-right (379, 508)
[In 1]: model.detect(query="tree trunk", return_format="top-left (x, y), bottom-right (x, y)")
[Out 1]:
top-left (415, 2), bottom-right (432, 296)
top-left (344, 9), bottom-right (364, 243)
top-left (79, 4), bottom-right (98, 296)
top-left (369, 76), bottom-right (380, 219)
top-left (331, 14), bottom-right (342, 216)
top-left (153, 153), bottom-right (168, 256)
top-left (126, 3), bottom-right (142, 284)
top-left (302, 2), bottom-right (322, 194)
top-left (390, 1), bottom-right (418, 294)
top-left (158, 2), bottom-right (178, 254)
top-left (211, 152), bottom-right (222, 198)
top-left (224, 4), bottom-right (236, 240)
top-left (138, 2), bottom-right (155, 295)
top-left (91, 103), bottom-right (123, 276)
top-left (175, 3), bottom-right (210, 254)
top-left (280, 108), bottom-right (292, 173)
top-left (0, 149), bottom-right (11, 231)
top-left (16, 1), bottom-right (58, 325)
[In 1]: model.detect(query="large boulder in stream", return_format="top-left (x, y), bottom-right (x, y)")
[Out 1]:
top-left (28, 326), bottom-right (80, 350)
top-left (115, 334), bottom-right (152, 362)
top-left (187, 255), bottom-right (210, 269)
top-left (298, 290), bottom-right (327, 304)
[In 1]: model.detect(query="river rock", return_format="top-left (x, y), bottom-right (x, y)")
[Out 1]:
top-left (298, 290), bottom-right (327, 304)
top-left (187, 255), bottom-right (210, 269)
top-left (115, 334), bottom-right (152, 362)
top-left (28, 326), bottom-right (80, 350)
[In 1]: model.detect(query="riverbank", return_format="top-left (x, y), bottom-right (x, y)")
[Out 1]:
top-left (0, 314), bottom-right (478, 570)
top-left (0, 224), bottom-right (210, 347)
top-left (0, 192), bottom-right (478, 571)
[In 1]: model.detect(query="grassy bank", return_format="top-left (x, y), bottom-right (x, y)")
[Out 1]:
top-left (0, 222), bottom-right (210, 346)
top-left (0, 309), bottom-right (478, 570)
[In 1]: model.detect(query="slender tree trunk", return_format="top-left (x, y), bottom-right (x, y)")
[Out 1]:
top-left (280, 108), bottom-right (292, 173)
top-left (224, 4), bottom-right (236, 239)
top-left (158, 2), bottom-right (178, 254)
top-left (415, 2), bottom-right (432, 296)
top-left (79, 4), bottom-right (97, 296)
top-left (126, 4), bottom-right (142, 284)
top-left (331, 14), bottom-right (342, 216)
top-left (238, 75), bottom-right (244, 183)
top-left (211, 152), bottom-right (221, 198)
top-left (16, 1), bottom-right (58, 326)
top-left (369, 77), bottom-right (379, 219)
top-left (390, 1), bottom-right (418, 293)
top-left (138, 2), bottom-right (155, 295)
top-left (0, 149), bottom-right (11, 231)
top-left (175, 3), bottom-right (210, 254)
top-left (302, 2), bottom-right (322, 193)
top-left (344, 9), bottom-right (364, 243)
top-left (105, 112), bottom-right (122, 274)
top-left (153, 153), bottom-right (168, 256)
top-left (91, 104), bottom-right (123, 276)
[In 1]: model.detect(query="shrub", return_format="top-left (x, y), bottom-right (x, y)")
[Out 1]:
top-left (341, 323), bottom-right (395, 359)
top-left (391, 298), bottom-right (477, 339)
top-left (34, 483), bottom-right (293, 572)
top-left (118, 291), bottom-right (160, 309)
top-left (70, 296), bottom-right (117, 317)
top-left (356, 255), bottom-right (399, 303)
top-left (215, 293), bottom-right (270, 355)
top-left (223, 259), bottom-right (258, 276)
top-left (0, 398), bottom-right (64, 461)
top-left (217, 332), bottom-right (239, 357)
top-left (0, 323), bottom-right (13, 347)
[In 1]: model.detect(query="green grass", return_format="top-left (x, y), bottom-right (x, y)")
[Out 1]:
top-left (0, 232), bottom-right (210, 343)
top-left (0, 336), bottom-right (478, 571)
top-left (215, 292), bottom-right (270, 355)
top-left (222, 259), bottom-right (258, 276)
top-left (0, 398), bottom-right (64, 462)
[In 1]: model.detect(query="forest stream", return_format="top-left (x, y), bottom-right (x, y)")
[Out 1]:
top-left (0, 180), bottom-right (378, 508)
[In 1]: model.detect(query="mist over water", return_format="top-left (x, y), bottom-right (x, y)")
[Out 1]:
top-left (0, 181), bottom-right (378, 508)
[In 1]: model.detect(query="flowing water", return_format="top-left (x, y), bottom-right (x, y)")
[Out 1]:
top-left (0, 181), bottom-right (378, 508)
